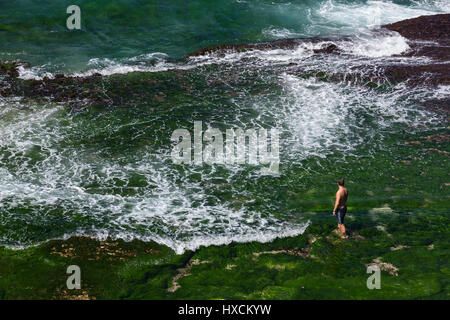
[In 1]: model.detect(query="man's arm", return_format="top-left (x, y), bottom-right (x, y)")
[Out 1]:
top-left (333, 191), bottom-right (340, 215)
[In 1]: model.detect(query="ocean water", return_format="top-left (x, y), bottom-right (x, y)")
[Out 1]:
top-left (0, 0), bottom-right (449, 253)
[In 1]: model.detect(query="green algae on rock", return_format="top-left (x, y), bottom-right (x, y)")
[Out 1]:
top-left (0, 210), bottom-right (448, 300)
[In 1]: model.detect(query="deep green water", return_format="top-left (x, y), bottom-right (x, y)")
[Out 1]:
top-left (0, 1), bottom-right (449, 253)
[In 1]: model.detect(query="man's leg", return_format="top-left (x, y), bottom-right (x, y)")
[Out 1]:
top-left (338, 208), bottom-right (347, 236)
top-left (337, 211), bottom-right (344, 234)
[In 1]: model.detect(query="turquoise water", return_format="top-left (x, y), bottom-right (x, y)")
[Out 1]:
top-left (1, 0), bottom-right (448, 73)
top-left (0, 1), bottom-right (449, 253)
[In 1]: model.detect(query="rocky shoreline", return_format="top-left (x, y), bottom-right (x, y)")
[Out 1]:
top-left (382, 14), bottom-right (449, 93)
top-left (0, 14), bottom-right (449, 114)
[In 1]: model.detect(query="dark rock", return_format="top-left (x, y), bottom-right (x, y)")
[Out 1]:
top-left (383, 14), bottom-right (450, 62)
top-left (383, 14), bottom-right (450, 43)
top-left (313, 44), bottom-right (339, 54)
top-left (0, 61), bottom-right (20, 78)
top-left (184, 37), bottom-right (343, 59)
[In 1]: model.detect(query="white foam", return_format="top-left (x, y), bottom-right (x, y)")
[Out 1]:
top-left (240, 72), bottom-right (441, 165)
top-left (16, 32), bottom-right (411, 81)
top-left (432, 85), bottom-right (450, 100)
top-left (0, 99), bottom-right (311, 253)
top-left (343, 32), bottom-right (410, 58)
top-left (313, 0), bottom-right (447, 33)
top-left (4, 221), bottom-right (309, 254)
top-left (17, 65), bottom-right (54, 80)
top-left (262, 27), bottom-right (303, 39)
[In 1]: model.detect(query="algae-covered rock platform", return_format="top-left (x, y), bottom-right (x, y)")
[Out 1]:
top-left (1, 210), bottom-right (448, 300)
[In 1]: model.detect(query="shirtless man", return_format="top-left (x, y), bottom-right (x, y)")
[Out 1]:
top-left (333, 178), bottom-right (348, 238)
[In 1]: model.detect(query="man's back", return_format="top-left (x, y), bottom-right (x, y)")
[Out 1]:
top-left (336, 187), bottom-right (348, 208)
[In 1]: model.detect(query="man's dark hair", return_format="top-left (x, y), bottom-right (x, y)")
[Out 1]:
top-left (338, 178), bottom-right (345, 186)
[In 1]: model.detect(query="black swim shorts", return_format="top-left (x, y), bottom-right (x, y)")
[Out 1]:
top-left (336, 206), bottom-right (347, 224)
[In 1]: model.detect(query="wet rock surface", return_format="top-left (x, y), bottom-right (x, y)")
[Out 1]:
top-left (184, 36), bottom-right (343, 58)
top-left (383, 14), bottom-right (450, 44)
top-left (380, 14), bottom-right (450, 113)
